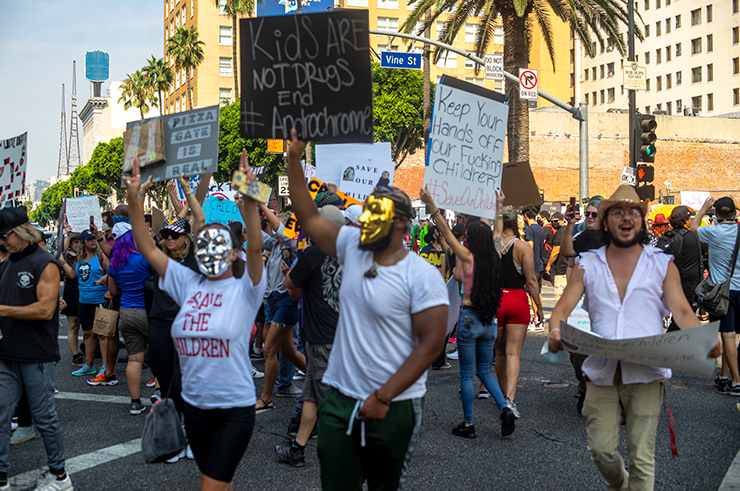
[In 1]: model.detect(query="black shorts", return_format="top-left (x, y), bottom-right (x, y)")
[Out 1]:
top-left (183, 403), bottom-right (255, 482)
top-left (78, 302), bottom-right (102, 332)
top-left (255, 302), bottom-right (266, 325)
top-left (61, 281), bottom-right (79, 316)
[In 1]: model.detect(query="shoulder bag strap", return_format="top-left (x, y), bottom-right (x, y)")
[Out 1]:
top-left (730, 225), bottom-right (740, 279)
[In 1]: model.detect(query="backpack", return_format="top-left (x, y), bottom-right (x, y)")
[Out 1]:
top-left (656, 228), bottom-right (689, 260)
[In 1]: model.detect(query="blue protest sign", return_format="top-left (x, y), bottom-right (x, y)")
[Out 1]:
top-left (380, 52), bottom-right (422, 70)
top-left (203, 196), bottom-right (243, 225)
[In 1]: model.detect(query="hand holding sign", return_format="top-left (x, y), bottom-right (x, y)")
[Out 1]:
top-left (231, 150), bottom-right (272, 204)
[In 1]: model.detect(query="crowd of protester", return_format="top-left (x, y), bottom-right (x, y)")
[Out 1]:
top-left (0, 130), bottom-right (734, 490)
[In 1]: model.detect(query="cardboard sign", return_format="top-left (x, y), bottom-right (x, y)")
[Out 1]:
top-left (500, 161), bottom-right (542, 207)
top-left (282, 177), bottom-right (362, 239)
top-left (315, 142), bottom-right (392, 184)
top-left (124, 105), bottom-right (220, 183)
top-left (65, 196), bottom-right (103, 233)
top-left (203, 196), bottom-right (244, 225)
top-left (424, 76), bottom-right (508, 219)
top-left (339, 157), bottom-right (394, 202)
top-left (560, 321), bottom-right (719, 376)
top-left (0, 132), bottom-right (27, 204)
top-left (123, 119), bottom-right (166, 172)
top-left (239, 10), bottom-right (373, 143)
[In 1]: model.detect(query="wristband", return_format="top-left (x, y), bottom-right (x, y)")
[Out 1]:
top-left (96, 237), bottom-right (104, 242)
top-left (431, 210), bottom-right (441, 219)
top-left (138, 191), bottom-right (146, 197)
top-left (374, 390), bottom-right (391, 406)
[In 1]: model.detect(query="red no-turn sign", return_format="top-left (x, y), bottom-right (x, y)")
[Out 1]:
top-left (519, 68), bottom-right (538, 100)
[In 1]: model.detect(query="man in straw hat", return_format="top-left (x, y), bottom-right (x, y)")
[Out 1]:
top-left (548, 185), bottom-right (721, 491)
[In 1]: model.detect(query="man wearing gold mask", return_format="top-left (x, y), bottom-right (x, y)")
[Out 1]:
top-left (286, 129), bottom-right (449, 490)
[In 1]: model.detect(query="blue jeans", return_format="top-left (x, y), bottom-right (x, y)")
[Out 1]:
top-left (457, 308), bottom-right (506, 424)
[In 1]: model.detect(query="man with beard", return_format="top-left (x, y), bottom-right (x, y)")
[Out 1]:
top-left (548, 185), bottom-right (721, 490)
top-left (285, 129), bottom-right (448, 490)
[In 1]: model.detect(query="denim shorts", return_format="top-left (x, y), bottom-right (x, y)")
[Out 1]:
top-left (266, 291), bottom-right (299, 326)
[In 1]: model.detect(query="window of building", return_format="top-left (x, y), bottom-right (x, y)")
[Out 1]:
top-left (666, 0), bottom-right (670, 5)
top-left (707, 64), bottom-right (713, 81)
top-left (181, 6), bottom-right (186, 25)
top-left (657, 76), bottom-right (662, 91)
top-left (606, 39), bottom-right (615, 52)
top-left (691, 37), bottom-right (701, 54)
top-left (608, 87), bottom-right (615, 102)
top-left (584, 69), bottom-right (589, 80)
top-left (406, 0), bottom-right (415, 10)
top-left (734, 58), bottom-right (740, 74)
top-left (656, 49), bottom-right (662, 64)
top-left (377, 44), bottom-right (399, 52)
top-left (707, 93), bottom-right (714, 111)
top-left (676, 99), bottom-right (682, 111)
top-left (666, 46), bottom-right (672, 61)
top-left (219, 26), bottom-right (232, 45)
top-left (465, 78), bottom-right (484, 86)
top-left (592, 67), bottom-right (597, 80)
top-left (645, 105), bottom-right (651, 114)
top-left (667, 101), bottom-right (672, 114)
top-left (378, 0), bottom-right (399, 9)
top-left (219, 88), bottom-right (232, 105)
top-left (494, 80), bottom-right (502, 92)
top-left (600, 43), bottom-right (605, 54)
top-left (646, 79), bottom-right (651, 91)
top-left (692, 95), bottom-right (702, 111)
top-left (600, 64), bottom-right (605, 78)
top-left (706, 5), bottom-right (713, 22)
top-left (735, 27), bottom-right (740, 44)
top-left (176, 98), bottom-right (180, 112)
top-left (675, 15), bottom-right (681, 28)
top-left (707, 34), bottom-right (713, 52)
top-left (607, 62), bottom-right (615, 77)
top-left (734, 0), bottom-right (739, 14)
top-left (656, 0), bottom-right (660, 7)
top-left (735, 88), bottom-right (740, 105)
top-left (570, 73), bottom-right (575, 87)
top-left (676, 43), bottom-right (682, 56)
top-left (219, 57), bottom-right (231, 76)
top-left (494, 26), bottom-right (503, 44)
top-left (656, 103), bottom-right (662, 110)
top-left (585, 93), bottom-right (589, 105)
top-left (435, 21), bottom-right (445, 37)
top-left (656, 21), bottom-right (661, 36)
top-left (346, 0), bottom-right (369, 5)
top-left (191, 0), bottom-right (193, 17)
top-left (465, 57), bottom-right (475, 69)
top-left (465, 24), bottom-right (476, 42)
top-left (645, 24), bottom-right (650, 37)
top-left (692, 66), bottom-right (702, 83)
top-left (600, 90), bottom-right (605, 104)
top-left (592, 91), bottom-right (597, 104)
top-left (691, 9), bottom-right (701, 25)
top-left (182, 94), bottom-right (186, 111)
top-left (666, 73), bottom-right (672, 88)
top-left (644, 0), bottom-right (649, 9)
top-left (436, 52), bottom-right (457, 68)
top-left (645, 51), bottom-right (650, 64)
top-left (170, 102), bottom-right (174, 114)
top-left (621, 84), bottom-right (625, 95)
top-left (676, 70), bottom-right (682, 85)
top-left (378, 17), bottom-right (399, 33)
top-left (666, 19), bottom-right (672, 34)
top-left (177, 69), bottom-right (181, 87)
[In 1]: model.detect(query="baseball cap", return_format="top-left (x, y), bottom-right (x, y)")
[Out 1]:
top-left (343, 204), bottom-right (362, 226)
top-left (318, 205), bottom-right (345, 226)
top-left (0, 207), bottom-right (29, 236)
top-left (552, 212), bottom-right (565, 221)
top-left (80, 229), bottom-right (95, 241)
top-left (161, 217), bottom-right (191, 235)
top-left (670, 205), bottom-right (691, 222)
top-left (715, 197), bottom-right (736, 216)
top-left (538, 210), bottom-right (551, 220)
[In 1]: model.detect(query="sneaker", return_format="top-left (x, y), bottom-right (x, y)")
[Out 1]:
top-left (130, 402), bottom-right (147, 415)
top-left (729, 384), bottom-right (740, 397)
top-left (287, 415), bottom-right (301, 437)
top-left (504, 398), bottom-right (521, 419)
top-left (275, 441), bottom-right (306, 467)
top-left (717, 379), bottom-right (732, 394)
top-left (1, 481), bottom-right (8, 491)
top-left (448, 335), bottom-right (456, 343)
top-left (11, 421), bottom-right (18, 431)
top-left (34, 473), bottom-right (73, 491)
top-left (293, 370), bottom-right (305, 380)
top-left (716, 376), bottom-right (730, 387)
top-left (87, 373), bottom-right (118, 386)
top-left (531, 322), bottom-right (546, 333)
top-left (72, 353), bottom-right (85, 366)
top-left (150, 389), bottom-right (162, 404)
top-left (478, 389), bottom-right (490, 400)
top-left (145, 375), bottom-right (156, 388)
top-left (10, 425), bottom-right (35, 444)
top-left (276, 385), bottom-right (302, 398)
top-left (252, 366), bottom-right (265, 379)
top-left (186, 443), bottom-right (194, 460)
top-left (527, 320), bottom-right (538, 331)
top-left (97, 365), bottom-right (106, 376)
top-left (447, 350), bottom-right (459, 360)
top-left (501, 407), bottom-right (516, 437)
top-left (250, 350), bottom-right (264, 360)
top-left (71, 365), bottom-right (96, 376)
top-left (433, 362), bottom-right (452, 370)
top-left (166, 447), bottom-right (187, 463)
top-left (452, 422), bottom-right (476, 439)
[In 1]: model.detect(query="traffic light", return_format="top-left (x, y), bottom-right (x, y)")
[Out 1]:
top-left (637, 185), bottom-right (655, 201)
top-left (635, 114), bottom-right (657, 163)
top-left (636, 164), bottom-right (654, 184)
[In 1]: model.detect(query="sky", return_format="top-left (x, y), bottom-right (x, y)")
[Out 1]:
top-left (0, 0), bottom-right (163, 182)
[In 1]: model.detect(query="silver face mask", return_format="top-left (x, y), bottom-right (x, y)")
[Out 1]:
top-left (194, 228), bottom-right (234, 278)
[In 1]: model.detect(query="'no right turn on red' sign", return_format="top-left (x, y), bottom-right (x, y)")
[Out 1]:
top-left (519, 68), bottom-right (538, 100)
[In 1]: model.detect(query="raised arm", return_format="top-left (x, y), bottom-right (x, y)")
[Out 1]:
top-left (259, 202), bottom-right (280, 234)
top-left (89, 222), bottom-right (112, 258)
top-left (691, 197), bottom-right (714, 235)
top-left (124, 164), bottom-right (169, 278)
top-left (286, 128), bottom-right (340, 257)
top-left (493, 190), bottom-right (505, 254)
top-left (560, 204), bottom-right (577, 258)
top-left (233, 151), bottom-right (264, 286)
top-left (419, 187), bottom-right (472, 265)
top-left (179, 173), bottom-right (205, 233)
top-left (167, 180), bottom-right (184, 215)
top-left (195, 173), bottom-right (212, 205)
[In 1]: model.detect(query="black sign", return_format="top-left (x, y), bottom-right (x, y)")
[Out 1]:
top-left (239, 10), bottom-right (373, 143)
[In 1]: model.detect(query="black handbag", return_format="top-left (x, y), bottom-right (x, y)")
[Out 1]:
top-left (695, 224), bottom-right (740, 317)
top-left (141, 355), bottom-right (186, 463)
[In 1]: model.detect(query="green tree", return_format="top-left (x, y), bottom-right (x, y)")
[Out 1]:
top-left (119, 70), bottom-right (157, 119)
top-left (403, 0), bottom-right (636, 163)
top-left (372, 62), bottom-right (434, 168)
top-left (167, 26), bottom-right (206, 111)
top-left (215, 0), bottom-right (254, 99)
top-left (143, 56), bottom-right (174, 113)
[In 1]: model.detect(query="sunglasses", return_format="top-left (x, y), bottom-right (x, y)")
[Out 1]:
top-left (584, 212), bottom-right (598, 218)
top-left (160, 230), bottom-right (183, 240)
top-left (0, 230), bottom-right (14, 240)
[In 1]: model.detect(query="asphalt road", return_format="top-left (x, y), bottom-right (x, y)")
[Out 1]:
top-left (7, 285), bottom-right (740, 490)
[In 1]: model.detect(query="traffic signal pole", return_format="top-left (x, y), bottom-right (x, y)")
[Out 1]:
top-left (628, 0), bottom-right (636, 172)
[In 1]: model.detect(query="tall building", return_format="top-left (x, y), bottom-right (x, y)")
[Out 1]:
top-left (162, 0), bottom-right (573, 113)
top-left (579, 0), bottom-right (740, 116)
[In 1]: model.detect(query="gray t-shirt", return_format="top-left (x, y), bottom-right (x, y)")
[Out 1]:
top-left (261, 222), bottom-right (297, 296)
top-left (697, 222), bottom-right (740, 290)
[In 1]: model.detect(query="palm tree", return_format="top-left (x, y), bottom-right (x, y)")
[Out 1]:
top-left (167, 26), bottom-right (205, 111)
top-left (119, 70), bottom-right (157, 119)
top-left (143, 56), bottom-right (174, 114)
top-left (403, 0), bottom-right (638, 163)
top-left (215, 0), bottom-right (253, 99)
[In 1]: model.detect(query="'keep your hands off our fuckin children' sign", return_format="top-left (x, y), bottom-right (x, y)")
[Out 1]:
top-left (123, 105), bottom-right (220, 184)
top-left (423, 77), bottom-right (508, 220)
top-left (239, 10), bottom-right (373, 143)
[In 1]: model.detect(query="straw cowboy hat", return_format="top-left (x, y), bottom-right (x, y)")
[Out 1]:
top-left (597, 185), bottom-right (650, 221)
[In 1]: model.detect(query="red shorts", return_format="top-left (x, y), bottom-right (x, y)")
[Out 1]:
top-left (496, 288), bottom-right (531, 326)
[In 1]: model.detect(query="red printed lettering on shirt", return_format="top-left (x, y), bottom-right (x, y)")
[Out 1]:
top-left (182, 312), bottom-right (211, 332)
top-left (172, 337), bottom-right (230, 358)
top-left (186, 292), bottom-right (226, 310)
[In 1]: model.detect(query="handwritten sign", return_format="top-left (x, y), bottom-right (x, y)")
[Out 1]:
top-left (65, 196), bottom-right (103, 233)
top-left (209, 182), bottom-right (239, 201)
top-left (282, 177), bottom-right (362, 239)
top-left (560, 321), bottom-right (719, 376)
top-left (203, 196), bottom-right (244, 225)
top-left (239, 10), bottom-right (373, 143)
top-left (423, 76), bottom-right (508, 220)
top-left (124, 105), bottom-right (220, 183)
top-left (680, 191), bottom-right (710, 210)
top-left (0, 132), bottom-right (28, 204)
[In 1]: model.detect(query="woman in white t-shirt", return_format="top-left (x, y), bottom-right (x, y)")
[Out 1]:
top-left (125, 153), bottom-right (266, 491)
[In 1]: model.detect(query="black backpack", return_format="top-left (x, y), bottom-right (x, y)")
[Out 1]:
top-left (656, 228), bottom-right (689, 259)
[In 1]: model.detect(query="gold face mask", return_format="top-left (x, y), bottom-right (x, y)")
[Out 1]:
top-left (359, 196), bottom-right (395, 245)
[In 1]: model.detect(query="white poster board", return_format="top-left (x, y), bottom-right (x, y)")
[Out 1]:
top-left (339, 157), bottom-right (394, 202)
top-left (560, 321), bottom-right (719, 376)
top-left (208, 182), bottom-right (238, 201)
top-left (423, 77), bottom-right (508, 220)
top-left (680, 191), bottom-right (710, 210)
top-left (65, 196), bottom-right (103, 232)
top-left (0, 132), bottom-right (28, 204)
top-left (567, 296), bottom-right (591, 332)
top-left (315, 142), bottom-right (392, 185)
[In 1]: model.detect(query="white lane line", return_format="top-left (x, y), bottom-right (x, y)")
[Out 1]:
top-left (10, 438), bottom-right (142, 488)
top-left (54, 391), bottom-right (131, 405)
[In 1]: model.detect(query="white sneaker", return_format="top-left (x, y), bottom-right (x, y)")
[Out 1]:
top-left (447, 350), bottom-right (459, 360)
top-left (34, 473), bottom-right (73, 491)
top-left (186, 443), bottom-right (194, 460)
top-left (293, 370), bottom-right (305, 380)
top-left (252, 367), bottom-right (264, 379)
top-left (10, 421), bottom-right (17, 432)
top-left (166, 447), bottom-right (187, 463)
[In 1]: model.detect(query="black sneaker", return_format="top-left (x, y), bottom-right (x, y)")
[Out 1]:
top-left (718, 379), bottom-right (732, 394)
top-left (452, 422), bottom-right (476, 439)
top-left (251, 350), bottom-right (265, 360)
top-left (501, 407), bottom-right (516, 437)
top-left (309, 422), bottom-right (318, 439)
top-left (130, 402), bottom-right (148, 415)
top-left (728, 384), bottom-right (740, 397)
top-left (275, 441), bottom-right (305, 467)
top-left (287, 416), bottom-right (301, 437)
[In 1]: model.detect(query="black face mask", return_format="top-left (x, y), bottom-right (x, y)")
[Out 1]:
top-left (0, 244), bottom-right (7, 253)
top-left (536, 218), bottom-right (543, 227)
top-left (551, 221), bottom-right (562, 230)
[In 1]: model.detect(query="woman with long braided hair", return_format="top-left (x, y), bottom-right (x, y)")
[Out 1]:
top-left (420, 188), bottom-right (516, 439)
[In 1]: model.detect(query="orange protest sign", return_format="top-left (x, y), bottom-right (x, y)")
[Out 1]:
top-left (267, 139), bottom-right (287, 153)
top-left (282, 178), bottom-right (362, 239)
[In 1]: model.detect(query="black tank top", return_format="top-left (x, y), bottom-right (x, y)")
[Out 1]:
top-left (0, 245), bottom-right (60, 363)
top-left (501, 240), bottom-right (527, 290)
